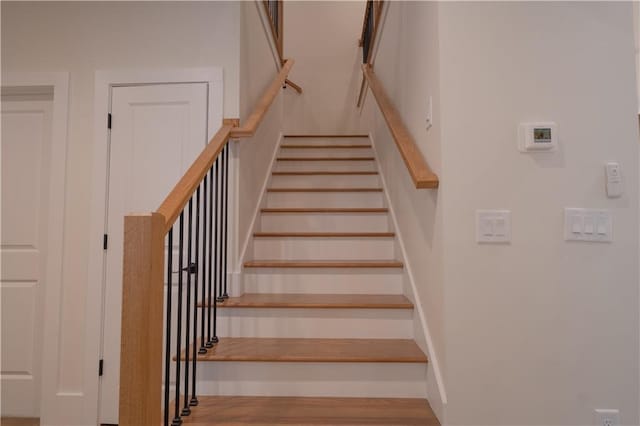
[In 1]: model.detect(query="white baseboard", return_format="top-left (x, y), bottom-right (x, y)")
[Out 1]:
top-left (368, 131), bottom-right (448, 414)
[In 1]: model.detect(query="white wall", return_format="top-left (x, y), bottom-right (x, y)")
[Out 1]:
top-left (283, 1), bottom-right (367, 134)
top-left (237, 0), bottom-right (284, 263)
top-left (1, 2), bottom-right (240, 424)
top-left (368, 2), bottom-right (639, 425)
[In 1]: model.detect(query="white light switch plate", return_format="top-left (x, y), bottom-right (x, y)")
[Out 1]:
top-left (605, 162), bottom-right (623, 198)
top-left (425, 96), bottom-right (433, 130)
top-left (476, 210), bottom-right (511, 243)
top-left (565, 208), bottom-right (612, 242)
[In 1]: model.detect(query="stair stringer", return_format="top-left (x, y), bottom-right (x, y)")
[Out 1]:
top-left (368, 131), bottom-right (447, 421)
top-left (235, 132), bottom-right (284, 296)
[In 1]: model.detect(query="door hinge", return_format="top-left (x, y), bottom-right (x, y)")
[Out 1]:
top-left (107, 113), bottom-right (112, 129)
top-left (103, 234), bottom-right (108, 250)
top-left (98, 359), bottom-right (104, 377)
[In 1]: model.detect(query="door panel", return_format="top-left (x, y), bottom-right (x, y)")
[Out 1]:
top-left (1, 99), bottom-right (53, 417)
top-left (100, 83), bottom-right (208, 424)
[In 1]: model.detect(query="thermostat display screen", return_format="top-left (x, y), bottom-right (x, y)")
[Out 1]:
top-left (519, 122), bottom-right (557, 152)
top-left (533, 128), bottom-right (552, 143)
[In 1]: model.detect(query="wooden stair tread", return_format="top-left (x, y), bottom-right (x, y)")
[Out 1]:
top-left (267, 187), bottom-right (382, 192)
top-left (0, 419), bottom-right (40, 426)
top-left (212, 293), bottom-right (413, 309)
top-left (284, 134), bottom-right (369, 138)
top-left (281, 144), bottom-right (372, 149)
top-left (261, 207), bottom-right (388, 213)
top-left (179, 396), bottom-right (439, 425)
top-left (181, 337), bottom-right (427, 363)
top-left (277, 157), bottom-right (375, 161)
top-left (244, 260), bottom-right (403, 268)
top-left (253, 232), bottom-right (394, 238)
top-left (272, 171), bottom-right (379, 175)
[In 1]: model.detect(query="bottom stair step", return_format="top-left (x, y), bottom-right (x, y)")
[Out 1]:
top-left (182, 396), bottom-right (440, 426)
top-left (180, 396), bottom-right (439, 425)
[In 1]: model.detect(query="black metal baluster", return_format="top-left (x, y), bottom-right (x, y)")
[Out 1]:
top-left (207, 164), bottom-right (219, 345)
top-left (199, 176), bottom-right (208, 355)
top-left (213, 158), bottom-right (220, 304)
top-left (223, 143), bottom-right (229, 299)
top-left (205, 164), bottom-right (213, 347)
top-left (363, 0), bottom-right (373, 63)
top-left (212, 160), bottom-right (219, 340)
top-left (181, 199), bottom-right (193, 417)
top-left (163, 229), bottom-right (174, 426)
top-left (172, 212), bottom-right (185, 426)
top-left (217, 153), bottom-right (224, 303)
top-left (190, 187), bottom-right (201, 406)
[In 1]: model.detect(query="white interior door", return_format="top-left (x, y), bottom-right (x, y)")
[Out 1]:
top-left (99, 83), bottom-right (209, 424)
top-left (1, 96), bottom-right (53, 417)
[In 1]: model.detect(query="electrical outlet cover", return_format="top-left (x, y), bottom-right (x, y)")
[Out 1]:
top-left (594, 409), bottom-right (620, 426)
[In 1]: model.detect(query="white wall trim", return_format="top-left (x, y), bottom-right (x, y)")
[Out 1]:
top-left (235, 132), bottom-right (284, 288)
top-left (2, 72), bottom-right (72, 425)
top-left (368, 131), bottom-right (448, 410)
top-left (86, 67), bottom-right (223, 425)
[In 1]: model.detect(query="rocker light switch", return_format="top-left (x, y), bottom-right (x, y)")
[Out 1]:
top-left (571, 218), bottom-right (582, 234)
top-left (565, 208), bottom-right (612, 242)
top-left (584, 217), bottom-right (594, 234)
top-left (494, 218), bottom-right (507, 236)
top-left (477, 210), bottom-right (511, 243)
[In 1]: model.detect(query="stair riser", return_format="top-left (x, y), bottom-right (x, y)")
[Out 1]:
top-left (243, 270), bottom-right (403, 294)
top-left (189, 362), bottom-right (428, 398)
top-left (266, 192), bottom-right (384, 208)
top-left (278, 148), bottom-right (374, 158)
top-left (252, 237), bottom-right (395, 260)
top-left (215, 308), bottom-right (413, 338)
top-left (270, 174), bottom-right (380, 188)
top-left (283, 137), bottom-right (370, 146)
top-left (260, 213), bottom-right (389, 232)
top-left (274, 160), bottom-right (377, 172)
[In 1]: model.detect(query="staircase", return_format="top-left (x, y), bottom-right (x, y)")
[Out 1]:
top-left (182, 136), bottom-right (438, 424)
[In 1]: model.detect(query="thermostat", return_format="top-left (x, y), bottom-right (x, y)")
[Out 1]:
top-left (518, 122), bottom-right (557, 152)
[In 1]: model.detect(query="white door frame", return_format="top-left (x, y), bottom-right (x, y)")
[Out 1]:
top-left (85, 67), bottom-right (223, 424)
top-left (1, 72), bottom-right (70, 423)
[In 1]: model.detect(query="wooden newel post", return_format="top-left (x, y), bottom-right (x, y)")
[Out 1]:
top-left (119, 213), bottom-right (166, 426)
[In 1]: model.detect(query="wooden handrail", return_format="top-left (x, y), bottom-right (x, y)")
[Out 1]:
top-left (156, 58), bottom-right (297, 229)
top-left (230, 59), bottom-right (294, 138)
top-left (156, 124), bottom-right (233, 232)
top-left (362, 65), bottom-right (439, 189)
top-left (156, 59), bottom-right (297, 229)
